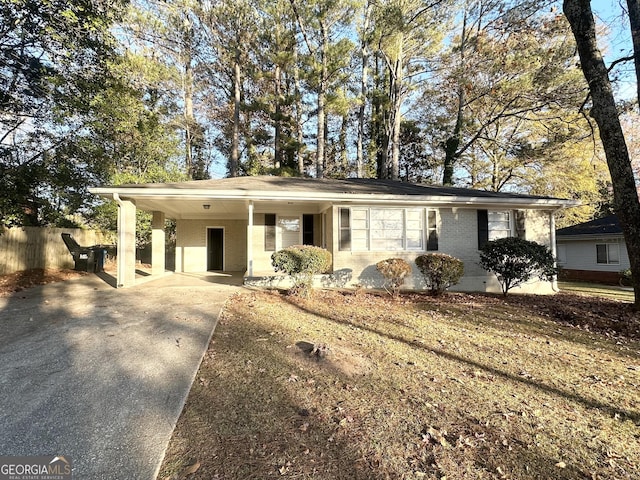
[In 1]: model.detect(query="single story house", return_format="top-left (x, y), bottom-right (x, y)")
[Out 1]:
top-left (89, 176), bottom-right (577, 293)
top-left (556, 215), bottom-right (630, 284)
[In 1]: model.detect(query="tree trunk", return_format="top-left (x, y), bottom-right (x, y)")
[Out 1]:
top-left (564, 0), bottom-right (640, 308)
top-left (230, 47), bottom-right (241, 178)
top-left (274, 63), bottom-right (283, 169)
top-left (292, 29), bottom-right (304, 175)
top-left (184, 55), bottom-right (195, 179)
top-left (357, 1), bottom-right (372, 178)
top-left (627, 0), bottom-right (640, 107)
top-left (316, 21), bottom-right (328, 178)
top-left (442, 8), bottom-right (468, 186)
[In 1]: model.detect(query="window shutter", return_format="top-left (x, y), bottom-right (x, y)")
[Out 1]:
top-left (427, 210), bottom-right (438, 251)
top-left (515, 210), bottom-right (526, 238)
top-left (477, 209), bottom-right (488, 249)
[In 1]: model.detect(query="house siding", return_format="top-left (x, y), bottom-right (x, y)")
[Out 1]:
top-left (557, 237), bottom-right (629, 283)
top-left (175, 219), bottom-right (247, 272)
top-left (329, 206), bottom-right (554, 294)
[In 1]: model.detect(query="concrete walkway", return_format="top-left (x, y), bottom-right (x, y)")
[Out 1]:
top-left (0, 272), bottom-right (243, 479)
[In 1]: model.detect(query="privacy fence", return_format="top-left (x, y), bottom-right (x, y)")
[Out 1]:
top-left (0, 227), bottom-right (115, 275)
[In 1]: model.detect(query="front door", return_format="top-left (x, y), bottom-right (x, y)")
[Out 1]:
top-left (207, 228), bottom-right (224, 271)
top-left (303, 214), bottom-right (315, 245)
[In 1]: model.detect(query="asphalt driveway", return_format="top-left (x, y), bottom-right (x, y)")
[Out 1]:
top-left (0, 272), bottom-right (242, 479)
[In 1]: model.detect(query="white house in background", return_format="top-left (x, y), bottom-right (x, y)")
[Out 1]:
top-left (89, 176), bottom-right (576, 293)
top-left (556, 215), bottom-right (630, 284)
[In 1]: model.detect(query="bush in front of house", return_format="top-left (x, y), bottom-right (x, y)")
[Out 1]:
top-left (271, 245), bottom-right (332, 297)
top-left (479, 237), bottom-right (556, 296)
top-left (376, 258), bottom-right (412, 297)
top-left (415, 253), bottom-right (464, 295)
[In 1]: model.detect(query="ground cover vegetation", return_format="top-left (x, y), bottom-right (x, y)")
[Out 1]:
top-left (159, 288), bottom-right (640, 479)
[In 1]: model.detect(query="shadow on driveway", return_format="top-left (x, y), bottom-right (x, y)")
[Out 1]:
top-left (0, 273), bottom-right (242, 479)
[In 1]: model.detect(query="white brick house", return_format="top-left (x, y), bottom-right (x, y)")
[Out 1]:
top-left (90, 176), bottom-right (576, 293)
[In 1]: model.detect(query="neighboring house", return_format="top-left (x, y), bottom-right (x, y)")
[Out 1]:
top-left (556, 215), bottom-right (630, 284)
top-left (90, 176), bottom-right (576, 293)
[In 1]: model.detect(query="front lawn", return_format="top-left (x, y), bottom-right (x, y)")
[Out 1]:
top-left (159, 289), bottom-right (640, 480)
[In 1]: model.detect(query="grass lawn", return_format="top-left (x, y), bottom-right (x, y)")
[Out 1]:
top-left (558, 281), bottom-right (634, 302)
top-left (159, 289), bottom-right (640, 480)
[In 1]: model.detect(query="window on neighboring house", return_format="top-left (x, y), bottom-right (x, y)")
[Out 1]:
top-left (264, 214), bottom-right (276, 251)
top-left (478, 209), bottom-right (513, 249)
top-left (338, 207), bottom-right (435, 251)
top-left (596, 243), bottom-right (620, 264)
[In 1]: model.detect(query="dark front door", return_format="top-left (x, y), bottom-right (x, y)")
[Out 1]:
top-left (207, 228), bottom-right (224, 271)
top-left (303, 214), bottom-right (315, 245)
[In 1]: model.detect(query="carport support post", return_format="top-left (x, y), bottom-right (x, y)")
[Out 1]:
top-left (151, 211), bottom-right (165, 276)
top-left (247, 201), bottom-right (254, 276)
top-left (114, 194), bottom-right (136, 288)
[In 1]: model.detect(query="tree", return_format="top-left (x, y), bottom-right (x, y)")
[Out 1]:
top-left (370, 0), bottom-right (450, 180)
top-left (563, 0), bottom-right (640, 308)
top-left (430, 2), bottom-right (587, 186)
top-left (479, 237), bottom-right (556, 296)
top-left (0, 0), bottom-right (126, 227)
top-left (290, 0), bottom-right (357, 178)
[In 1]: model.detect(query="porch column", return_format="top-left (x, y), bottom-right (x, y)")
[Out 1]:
top-left (247, 201), bottom-right (254, 276)
top-left (114, 194), bottom-right (136, 288)
top-left (151, 211), bottom-right (166, 276)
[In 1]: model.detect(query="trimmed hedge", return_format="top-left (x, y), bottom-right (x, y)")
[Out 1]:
top-left (376, 258), bottom-right (412, 296)
top-left (415, 253), bottom-right (464, 295)
top-left (271, 245), bottom-right (332, 297)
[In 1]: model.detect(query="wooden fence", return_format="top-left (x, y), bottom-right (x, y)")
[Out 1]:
top-left (0, 227), bottom-right (115, 275)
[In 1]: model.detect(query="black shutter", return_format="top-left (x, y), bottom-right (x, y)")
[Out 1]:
top-left (515, 210), bottom-right (526, 238)
top-left (477, 209), bottom-right (488, 249)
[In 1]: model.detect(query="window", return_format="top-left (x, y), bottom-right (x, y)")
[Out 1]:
top-left (339, 209), bottom-right (351, 251)
top-left (596, 243), bottom-right (620, 265)
top-left (478, 209), bottom-right (513, 249)
top-left (338, 207), bottom-right (432, 252)
top-left (488, 210), bottom-right (512, 240)
top-left (279, 216), bottom-right (300, 248)
top-left (264, 214), bottom-right (276, 251)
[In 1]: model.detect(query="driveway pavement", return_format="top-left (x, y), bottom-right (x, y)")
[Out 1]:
top-left (0, 272), bottom-right (243, 479)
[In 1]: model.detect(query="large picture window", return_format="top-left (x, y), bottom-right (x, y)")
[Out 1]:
top-left (338, 207), bottom-right (436, 252)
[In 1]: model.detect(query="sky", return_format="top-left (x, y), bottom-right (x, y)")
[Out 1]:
top-left (591, 0), bottom-right (636, 98)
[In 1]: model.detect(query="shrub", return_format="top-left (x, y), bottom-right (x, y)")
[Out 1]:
top-left (479, 237), bottom-right (556, 296)
top-left (415, 253), bottom-right (464, 295)
top-left (271, 245), bottom-right (332, 297)
top-left (376, 258), bottom-right (412, 296)
top-left (620, 268), bottom-right (633, 286)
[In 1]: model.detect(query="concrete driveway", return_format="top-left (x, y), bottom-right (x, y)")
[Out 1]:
top-left (0, 272), bottom-right (242, 479)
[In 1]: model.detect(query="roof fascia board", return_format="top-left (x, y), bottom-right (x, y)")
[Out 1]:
top-left (89, 187), bottom-right (577, 209)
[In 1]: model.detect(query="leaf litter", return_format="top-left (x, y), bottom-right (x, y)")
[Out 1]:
top-left (159, 289), bottom-right (640, 479)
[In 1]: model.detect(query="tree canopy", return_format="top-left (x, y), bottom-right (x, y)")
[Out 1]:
top-left (3, 0), bottom-right (636, 233)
